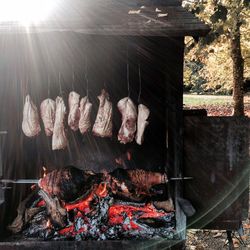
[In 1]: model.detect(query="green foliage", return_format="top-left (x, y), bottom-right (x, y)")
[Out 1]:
top-left (183, 0), bottom-right (250, 95)
top-left (184, 60), bottom-right (206, 93)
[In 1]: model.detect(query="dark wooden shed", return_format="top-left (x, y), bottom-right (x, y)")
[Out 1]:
top-left (0, 0), bottom-right (248, 249)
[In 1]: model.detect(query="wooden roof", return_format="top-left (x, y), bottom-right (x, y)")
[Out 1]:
top-left (0, 0), bottom-right (210, 37)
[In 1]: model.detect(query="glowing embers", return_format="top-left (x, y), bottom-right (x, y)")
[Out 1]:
top-left (14, 184), bottom-right (174, 240)
top-left (9, 167), bottom-right (175, 240)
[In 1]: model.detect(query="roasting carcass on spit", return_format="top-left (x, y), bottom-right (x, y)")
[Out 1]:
top-left (109, 168), bottom-right (167, 201)
top-left (52, 97), bottom-right (68, 150)
top-left (68, 91), bottom-right (80, 131)
top-left (117, 97), bottom-right (137, 144)
top-left (40, 99), bottom-right (56, 136)
top-left (136, 104), bottom-right (150, 145)
top-left (38, 166), bottom-right (104, 202)
top-left (22, 95), bottom-right (41, 137)
top-left (38, 166), bottom-right (168, 203)
top-left (79, 96), bottom-right (92, 134)
top-left (92, 89), bottom-right (113, 137)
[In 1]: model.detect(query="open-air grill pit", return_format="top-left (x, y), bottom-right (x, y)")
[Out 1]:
top-left (0, 1), bottom-right (249, 250)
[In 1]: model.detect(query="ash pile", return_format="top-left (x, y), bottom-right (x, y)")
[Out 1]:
top-left (8, 166), bottom-right (176, 241)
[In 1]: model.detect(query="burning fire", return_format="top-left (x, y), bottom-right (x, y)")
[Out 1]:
top-left (126, 151), bottom-right (132, 161)
top-left (46, 219), bottom-right (52, 229)
top-left (115, 150), bottom-right (132, 166)
top-left (12, 167), bottom-right (175, 240)
top-left (42, 166), bottom-right (47, 178)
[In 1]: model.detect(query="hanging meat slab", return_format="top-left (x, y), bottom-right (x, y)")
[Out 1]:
top-left (22, 95), bottom-right (41, 137)
top-left (52, 97), bottom-right (68, 150)
top-left (79, 96), bottom-right (92, 134)
top-left (92, 89), bottom-right (113, 137)
top-left (117, 97), bottom-right (137, 144)
top-left (40, 98), bottom-right (56, 136)
top-left (68, 91), bottom-right (80, 131)
top-left (136, 104), bottom-right (150, 145)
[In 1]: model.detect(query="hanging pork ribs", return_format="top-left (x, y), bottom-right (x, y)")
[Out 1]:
top-left (40, 98), bottom-right (56, 136)
top-left (68, 91), bottom-right (80, 131)
top-left (136, 104), bottom-right (150, 145)
top-left (117, 97), bottom-right (137, 144)
top-left (52, 97), bottom-right (68, 150)
top-left (79, 96), bottom-right (92, 134)
top-left (22, 95), bottom-right (41, 137)
top-left (92, 89), bottom-right (113, 137)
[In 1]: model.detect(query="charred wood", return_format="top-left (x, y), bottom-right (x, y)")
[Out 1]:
top-left (38, 190), bottom-right (67, 228)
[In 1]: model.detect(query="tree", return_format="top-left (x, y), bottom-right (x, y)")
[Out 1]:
top-left (183, 0), bottom-right (250, 115)
top-left (229, 0), bottom-right (245, 116)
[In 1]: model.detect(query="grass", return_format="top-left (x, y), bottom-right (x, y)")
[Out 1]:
top-left (183, 94), bottom-right (233, 106)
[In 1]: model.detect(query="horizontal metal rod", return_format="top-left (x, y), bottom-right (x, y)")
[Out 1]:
top-left (0, 179), bottom-right (39, 184)
top-left (169, 177), bottom-right (193, 181)
top-left (0, 176), bottom-right (193, 185)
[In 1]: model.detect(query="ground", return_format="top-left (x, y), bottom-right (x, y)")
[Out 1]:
top-left (184, 94), bottom-right (250, 249)
top-left (184, 94), bottom-right (250, 116)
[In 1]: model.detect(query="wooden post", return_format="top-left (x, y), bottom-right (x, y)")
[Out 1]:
top-left (164, 37), bottom-right (186, 240)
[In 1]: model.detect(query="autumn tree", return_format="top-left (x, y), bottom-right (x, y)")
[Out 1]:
top-left (228, 0), bottom-right (245, 116)
top-left (183, 0), bottom-right (250, 115)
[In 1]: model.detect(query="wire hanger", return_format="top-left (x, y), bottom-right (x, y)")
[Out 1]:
top-left (26, 75), bottom-right (30, 97)
top-left (72, 65), bottom-right (75, 91)
top-left (84, 57), bottom-right (89, 97)
top-left (138, 63), bottom-right (142, 103)
top-left (47, 73), bottom-right (51, 98)
top-left (58, 72), bottom-right (63, 97)
top-left (21, 78), bottom-right (25, 105)
top-left (46, 51), bottom-right (51, 98)
top-left (127, 45), bottom-right (130, 98)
